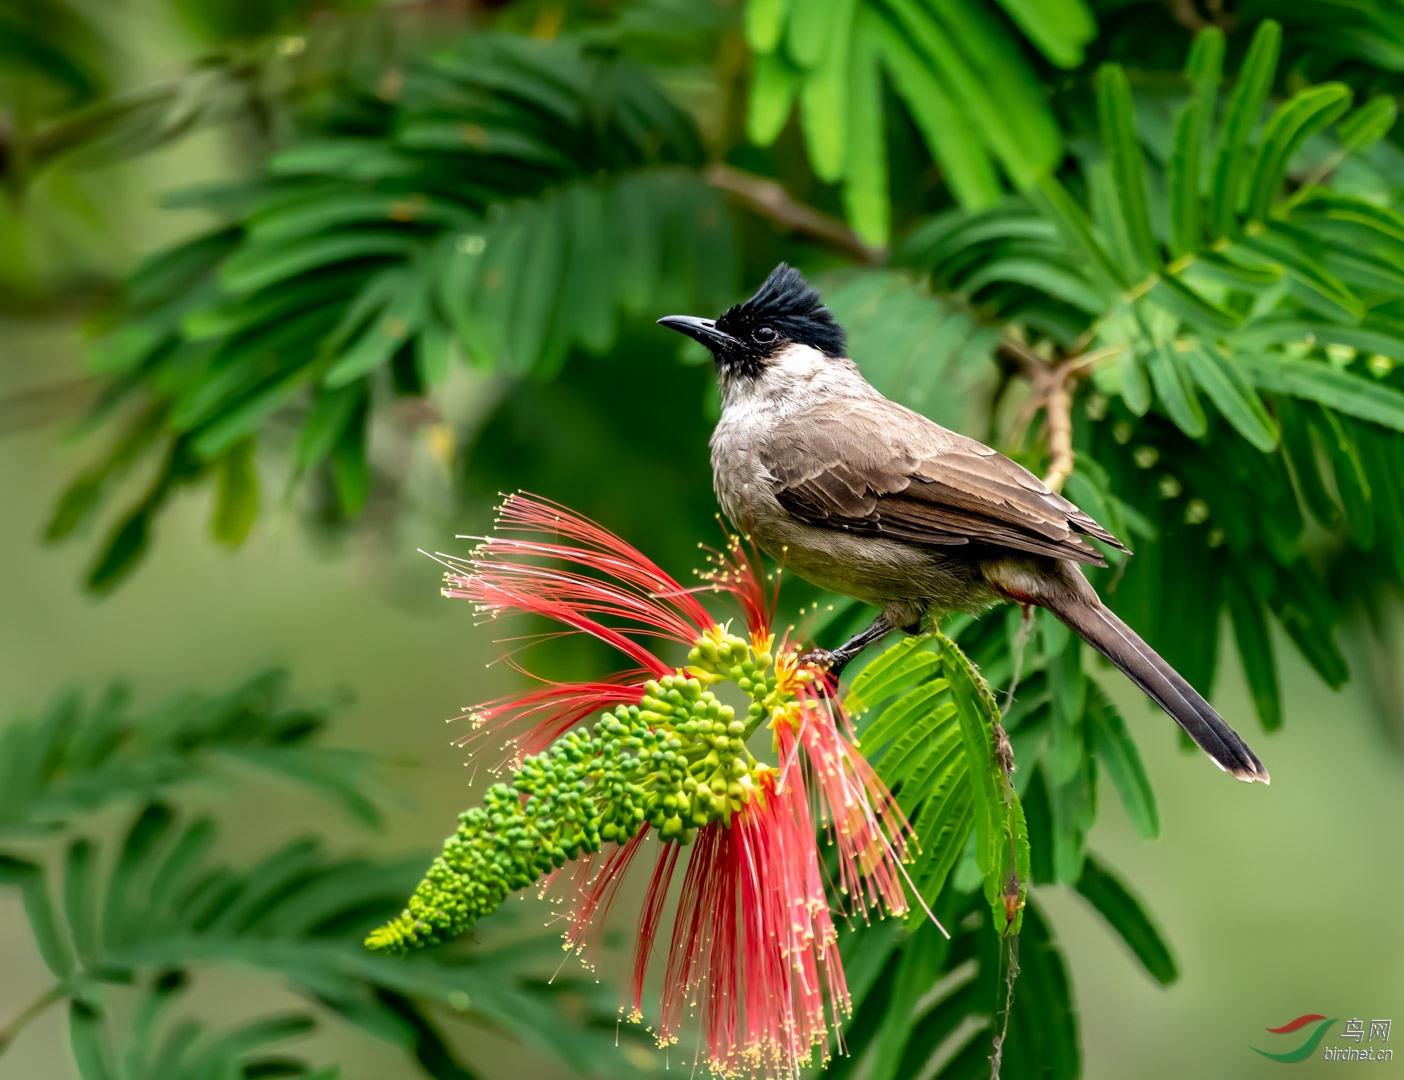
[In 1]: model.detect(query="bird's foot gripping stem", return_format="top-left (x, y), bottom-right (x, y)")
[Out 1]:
top-left (798, 614), bottom-right (900, 694)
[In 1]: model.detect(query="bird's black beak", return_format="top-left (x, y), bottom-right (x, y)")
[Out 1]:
top-left (657, 315), bottom-right (738, 352)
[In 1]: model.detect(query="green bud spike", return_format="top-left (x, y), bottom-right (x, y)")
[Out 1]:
top-left (371, 629), bottom-right (808, 956)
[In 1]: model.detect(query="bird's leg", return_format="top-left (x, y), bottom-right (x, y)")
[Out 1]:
top-left (799, 614), bottom-right (898, 682)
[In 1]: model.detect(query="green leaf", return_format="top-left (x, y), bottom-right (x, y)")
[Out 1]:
top-left (1182, 345), bottom-right (1279, 451)
top-left (189, 364), bottom-right (318, 460)
top-left (104, 804), bottom-right (175, 951)
top-left (0, 854), bottom-right (74, 977)
top-left (69, 1000), bottom-right (117, 1080)
top-left (872, 21), bottom-right (999, 210)
top-left (296, 381), bottom-right (367, 472)
top-left (1226, 574), bottom-right (1281, 732)
top-left (938, 633), bottom-right (1028, 935)
top-left (1276, 395), bottom-right (1340, 528)
top-left (1075, 854), bottom-right (1178, 985)
top-left (1314, 406), bottom-right (1374, 543)
top-left (1246, 83), bottom-right (1352, 221)
top-left (842, 8), bottom-right (889, 247)
top-left (1319, 250), bottom-right (1404, 294)
top-left (876, 699), bottom-right (959, 784)
top-left (1147, 341), bottom-right (1208, 437)
top-left (1208, 19), bottom-right (1281, 237)
top-left (324, 267), bottom-right (429, 387)
top-left (905, 773), bottom-right (973, 905)
top-left (1169, 103), bottom-right (1208, 258)
top-left (64, 840), bottom-right (98, 966)
top-left (744, 0), bottom-right (790, 53)
top-left (1167, 29), bottom-right (1223, 256)
top-left (884, 0), bottom-right (1059, 191)
top-left (965, 257), bottom-right (1105, 313)
top-left (123, 229), bottom-right (240, 310)
top-left (211, 438), bottom-right (258, 548)
top-left (796, 0), bottom-right (857, 181)
top-left (417, 312), bottom-right (454, 388)
top-left (0, 672), bottom-right (380, 837)
top-left (862, 681), bottom-right (953, 753)
top-left (331, 395), bottom-right (370, 516)
top-left (1185, 27), bottom-right (1226, 97)
top-left (1097, 64), bottom-right (1158, 273)
top-left (148, 818), bottom-right (219, 919)
top-left (1241, 355), bottom-right (1404, 431)
top-left (847, 635), bottom-right (942, 717)
top-left (991, 0), bottom-right (1095, 69)
top-left (220, 233), bottom-right (419, 295)
top-left (890, 979), bottom-right (982, 1079)
top-left (1032, 175), bottom-right (1125, 290)
top-left (747, 48), bottom-right (799, 145)
top-left (85, 312), bottom-right (179, 376)
top-left (182, 273), bottom-right (359, 344)
top-left (87, 507), bottom-right (153, 595)
top-left (1290, 190), bottom-right (1404, 245)
top-left (1271, 562), bottom-right (1349, 688)
top-left (245, 189), bottom-right (469, 245)
top-left (786, 0), bottom-right (844, 68)
top-left (1050, 751), bottom-right (1095, 885)
top-left (1086, 682), bottom-right (1159, 839)
top-left (1116, 348), bottom-right (1152, 415)
top-left (1234, 315), bottom-right (1404, 362)
top-left (1148, 273), bottom-right (1244, 331)
top-left (1335, 96), bottom-right (1398, 154)
top-left (865, 921), bottom-right (954, 1080)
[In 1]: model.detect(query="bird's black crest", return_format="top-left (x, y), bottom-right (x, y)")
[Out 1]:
top-left (716, 264), bottom-right (846, 359)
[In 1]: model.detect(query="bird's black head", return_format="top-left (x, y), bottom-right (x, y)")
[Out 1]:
top-left (657, 263), bottom-right (846, 379)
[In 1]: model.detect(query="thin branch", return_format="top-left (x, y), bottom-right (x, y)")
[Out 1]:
top-left (0, 985), bottom-right (65, 1057)
top-left (1039, 366), bottom-right (1076, 493)
top-left (0, 376), bottom-right (100, 439)
top-left (1165, 0), bottom-right (1235, 32)
top-left (997, 337), bottom-right (1079, 492)
top-left (704, 164), bottom-right (884, 265)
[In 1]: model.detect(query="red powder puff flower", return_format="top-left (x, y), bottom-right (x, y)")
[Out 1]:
top-left (370, 493), bottom-right (930, 1078)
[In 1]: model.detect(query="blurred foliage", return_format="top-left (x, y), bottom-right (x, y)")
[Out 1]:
top-left (0, 669), bottom-right (382, 833)
top-left (0, 674), bottom-right (654, 1080)
top-left (8, 0), bottom-right (1404, 1077)
top-left (49, 30), bottom-right (734, 591)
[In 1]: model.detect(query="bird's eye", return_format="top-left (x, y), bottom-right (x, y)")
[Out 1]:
top-left (752, 326), bottom-right (777, 344)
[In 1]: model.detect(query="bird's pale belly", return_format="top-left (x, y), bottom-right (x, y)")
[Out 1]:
top-left (745, 513), bottom-right (999, 627)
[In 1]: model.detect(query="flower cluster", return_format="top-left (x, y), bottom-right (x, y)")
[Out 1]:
top-left (367, 494), bottom-right (915, 1077)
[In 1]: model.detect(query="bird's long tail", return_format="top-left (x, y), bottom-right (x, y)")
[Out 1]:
top-left (1044, 589), bottom-right (1268, 784)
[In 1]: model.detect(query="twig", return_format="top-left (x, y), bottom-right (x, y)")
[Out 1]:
top-left (1039, 365), bottom-right (1075, 493)
top-left (988, 933), bottom-right (1020, 1079)
top-left (997, 337), bottom-right (1079, 492)
top-left (704, 164), bottom-right (884, 265)
top-left (1166, 0), bottom-right (1208, 30)
top-left (0, 985), bottom-right (65, 1057)
top-left (1166, 0), bottom-right (1235, 32)
top-left (0, 376), bottom-right (100, 439)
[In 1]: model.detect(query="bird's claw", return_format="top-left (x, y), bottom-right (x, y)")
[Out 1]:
top-left (797, 649), bottom-right (840, 697)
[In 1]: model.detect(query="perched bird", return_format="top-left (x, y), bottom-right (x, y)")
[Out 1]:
top-left (659, 264), bottom-right (1267, 783)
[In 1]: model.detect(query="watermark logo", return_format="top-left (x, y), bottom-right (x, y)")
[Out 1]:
top-left (1254, 1015), bottom-right (1393, 1064)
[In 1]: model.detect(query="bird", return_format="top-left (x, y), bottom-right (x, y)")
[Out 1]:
top-left (658, 263), bottom-right (1268, 784)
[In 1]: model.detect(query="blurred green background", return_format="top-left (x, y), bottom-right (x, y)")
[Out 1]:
top-left (3, 1), bottom-right (1404, 1078)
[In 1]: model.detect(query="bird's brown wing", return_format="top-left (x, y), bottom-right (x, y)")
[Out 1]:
top-left (760, 399), bottom-right (1127, 566)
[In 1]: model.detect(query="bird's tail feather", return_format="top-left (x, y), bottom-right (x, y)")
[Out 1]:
top-left (1047, 593), bottom-right (1269, 784)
